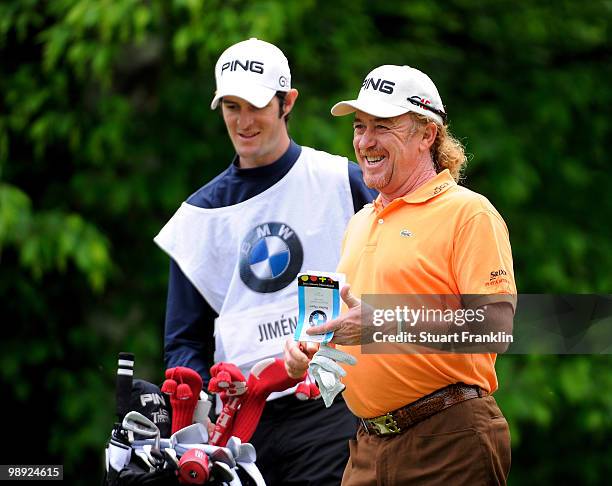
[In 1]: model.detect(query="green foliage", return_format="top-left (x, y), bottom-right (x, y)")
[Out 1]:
top-left (0, 0), bottom-right (610, 483)
top-left (0, 183), bottom-right (111, 289)
top-left (496, 355), bottom-right (612, 484)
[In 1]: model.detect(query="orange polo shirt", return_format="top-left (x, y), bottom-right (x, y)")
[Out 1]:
top-left (337, 169), bottom-right (516, 418)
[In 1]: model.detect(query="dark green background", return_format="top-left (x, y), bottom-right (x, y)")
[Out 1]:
top-left (1, 1), bottom-right (610, 484)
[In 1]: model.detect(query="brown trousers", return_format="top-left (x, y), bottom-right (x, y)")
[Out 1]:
top-left (342, 395), bottom-right (511, 486)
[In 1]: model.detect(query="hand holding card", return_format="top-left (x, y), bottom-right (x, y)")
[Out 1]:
top-left (293, 271), bottom-right (345, 344)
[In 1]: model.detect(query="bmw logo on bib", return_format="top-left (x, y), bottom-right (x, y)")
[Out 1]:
top-left (239, 222), bottom-right (304, 293)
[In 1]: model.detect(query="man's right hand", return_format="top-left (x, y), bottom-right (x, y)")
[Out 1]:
top-left (283, 340), bottom-right (319, 379)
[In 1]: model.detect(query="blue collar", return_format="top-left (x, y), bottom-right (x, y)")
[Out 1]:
top-left (230, 140), bottom-right (302, 179)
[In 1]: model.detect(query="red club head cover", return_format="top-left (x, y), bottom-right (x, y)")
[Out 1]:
top-left (176, 383), bottom-right (193, 400)
top-left (215, 370), bottom-right (232, 385)
top-left (165, 367), bottom-right (202, 434)
top-left (178, 448), bottom-right (209, 484)
top-left (309, 382), bottom-right (321, 399)
top-left (206, 362), bottom-right (248, 446)
top-left (231, 358), bottom-right (304, 442)
top-left (295, 381), bottom-right (311, 401)
top-left (161, 379), bottom-right (177, 395)
top-left (208, 363), bottom-right (246, 393)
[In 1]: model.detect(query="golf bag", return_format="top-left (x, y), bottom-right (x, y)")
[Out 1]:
top-left (103, 353), bottom-right (302, 485)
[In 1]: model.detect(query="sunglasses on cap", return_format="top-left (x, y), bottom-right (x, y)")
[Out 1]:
top-left (407, 96), bottom-right (448, 125)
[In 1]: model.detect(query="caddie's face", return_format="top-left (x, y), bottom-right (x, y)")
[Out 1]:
top-left (221, 95), bottom-right (288, 168)
top-left (352, 111), bottom-right (425, 194)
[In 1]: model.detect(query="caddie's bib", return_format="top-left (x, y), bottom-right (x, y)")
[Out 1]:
top-left (214, 297), bottom-right (299, 401)
top-left (155, 147), bottom-right (355, 397)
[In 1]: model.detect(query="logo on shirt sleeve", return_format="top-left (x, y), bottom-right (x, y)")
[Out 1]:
top-left (239, 222), bottom-right (304, 293)
top-left (486, 268), bottom-right (510, 287)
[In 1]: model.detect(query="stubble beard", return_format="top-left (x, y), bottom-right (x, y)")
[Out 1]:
top-left (363, 164), bottom-right (393, 191)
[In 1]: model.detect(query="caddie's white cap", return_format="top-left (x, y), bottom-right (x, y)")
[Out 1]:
top-left (331, 65), bottom-right (447, 125)
top-left (210, 38), bottom-right (291, 110)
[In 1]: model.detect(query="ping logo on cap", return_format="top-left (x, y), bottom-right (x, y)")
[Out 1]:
top-left (221, 59), bottom-right (264, 75)
top-left (362, 77), bottom-right (395, 94)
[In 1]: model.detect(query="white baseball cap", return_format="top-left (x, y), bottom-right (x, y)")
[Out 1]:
top-left (331, 65), bottom-right (447, 125)
top-left (210, 38), bottom-right (291, 110)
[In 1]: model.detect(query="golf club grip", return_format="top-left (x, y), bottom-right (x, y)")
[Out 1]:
top-left (116, 352), bottom-right (134, 421)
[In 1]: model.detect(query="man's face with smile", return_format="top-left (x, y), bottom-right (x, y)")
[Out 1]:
top-left (352, 111), bottom-right (424, 194)
top-left (221, 95), bottom-right (288, 168)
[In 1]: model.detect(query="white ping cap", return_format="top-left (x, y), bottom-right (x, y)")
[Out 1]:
top-left (210, 38), bottom-right (291, 110)
top-left (331, 65), bottom-right (447, 125)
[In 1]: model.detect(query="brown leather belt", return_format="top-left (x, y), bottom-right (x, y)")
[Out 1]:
top-left (360, 383), bottom-right (486, 436)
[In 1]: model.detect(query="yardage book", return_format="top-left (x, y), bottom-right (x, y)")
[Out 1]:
top-left (293, 271), bottom-right (345, 344)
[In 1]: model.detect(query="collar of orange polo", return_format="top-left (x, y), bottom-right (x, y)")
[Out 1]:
top-left (373, 169), bottom-right (456, 211)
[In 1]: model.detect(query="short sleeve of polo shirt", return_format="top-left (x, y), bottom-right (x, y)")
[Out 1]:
top-left (452, 210), bottom-right (517, 311)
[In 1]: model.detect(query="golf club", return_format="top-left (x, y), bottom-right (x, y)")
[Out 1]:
top-left (131, 438), bottom-right (172, 450)
top-left (116, 352), bottom-right (134, 422)
top-left (226, 436), bottom-right (256, 463)
top-left (163, 447), bottom-right (179, 468)
top-left (238, 461), bottom-right (266, 486)
top-left (226, 436), bottom-right (240, 459)
top-left (210, 446), bottom-right (236, 469)
top-left (170, 422), bottom-right (208, 446)
top-left (122, 410), bottom-right (161, 457)
top-left (237, 442), bottom-right (256, 463)
top-left (210, 461), bottom-right (235, 484)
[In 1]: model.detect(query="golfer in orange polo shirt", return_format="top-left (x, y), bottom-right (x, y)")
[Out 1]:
top-left (284, 65), bottom-right (516, 485)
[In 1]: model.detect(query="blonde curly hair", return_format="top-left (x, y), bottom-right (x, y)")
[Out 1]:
top-left (411, 113), bottom-right (467, 182)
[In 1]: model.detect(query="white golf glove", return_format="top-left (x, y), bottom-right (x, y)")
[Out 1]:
top-left (309, 344), bottom-right (357, 407)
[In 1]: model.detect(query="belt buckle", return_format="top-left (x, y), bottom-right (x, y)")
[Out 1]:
top-left (369, 413), bottom-right (401, 436)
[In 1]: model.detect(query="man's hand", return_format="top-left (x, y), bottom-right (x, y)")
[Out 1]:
top-left (306, 285), bottom-right (365, 345)
top-left (283, 340), bottom-right (318, 379)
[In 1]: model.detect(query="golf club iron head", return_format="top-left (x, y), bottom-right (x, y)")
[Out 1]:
top-left (210, 461), bottom-right (235, 483)
top-left (122, 411), bottom-right (160, 450)
top-left (238, 460), bottom-right (266, 486)
top-left (226, 436), bottom-right (256, 463)
top-left (226, 436), bottom-right (240, 458)
top-left (211, 446), bottom-right (236, 469)
top-left (237, 442), bottom-right (256, 463)
top-left (170, 422), bottom-right (208, 447)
